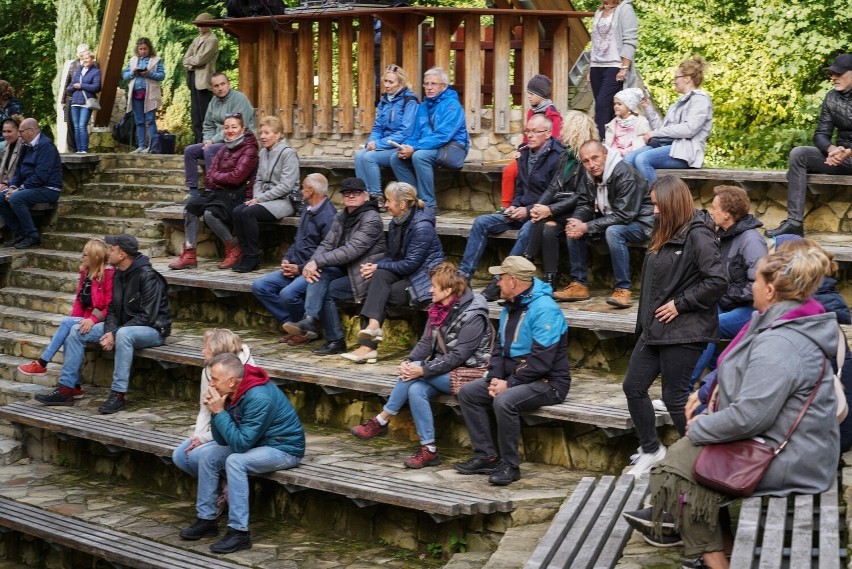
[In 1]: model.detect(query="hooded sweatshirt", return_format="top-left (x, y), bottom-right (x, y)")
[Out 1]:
top-left (193, 344), bottom-right (256, 442)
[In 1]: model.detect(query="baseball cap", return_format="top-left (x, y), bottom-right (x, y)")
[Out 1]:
top-left (104, 233), bottom-right (139, 256)
top-left (488, 256), bottom-right (536, 281)
top-left (826, 54), bottom-right (852, 74)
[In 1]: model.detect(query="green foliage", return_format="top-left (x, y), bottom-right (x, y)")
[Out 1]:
top-left (449, 533), bottom-right (468, 553)
top-left (426, 542), bottom-right (443, 558)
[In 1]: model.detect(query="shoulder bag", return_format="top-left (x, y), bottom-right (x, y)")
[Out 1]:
top-left (435, 318), bottom-right (496, 395)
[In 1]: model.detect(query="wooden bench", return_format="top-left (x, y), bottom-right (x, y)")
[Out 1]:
top-left (299, 156), bottom-right (506, 182)
top-left (0, 495), bottom-right (246, 569)
top-left (524, 474), bottom-right (649, 569)
top-left (0, 401), bottom-right (512, 520)
top-left (656, 167), bottom-right (852, 188)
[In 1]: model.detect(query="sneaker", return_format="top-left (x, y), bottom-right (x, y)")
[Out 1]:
top-left (644, 532), bottom-right (683, 548)
top-left (652, 399), bottom-right (668, 412)
top-left (34, 386), bottom-right (75, 406)
top-left (606, 288), bottom-right (633, 308)
top-left (453, 456), bottom-right (500, 475)
top-left (180, 517), bottom-right (218, 540)
top-left (18, 360), bottom-right (47, 376)
top-left (14, 236), bottom-right (41, 249)
top-left (488, 460), bottom-right (521, 486)
top-left (404, 445), bottom-right (442, 469)
top-left (98, 390), bottom-right (126, 414)
top-left (209, 528), bottom-right (251, 554)
top-left (622, 507), bottom-right (676, 531)
top-left (313, 339), bottom-right (346, 356)
top-left (628, 445), bottom-right (666, 477)
top-left (553, 281), bottom-right (590, 302)
top-left (682, 555), bottom-right (730, 568)
top-left (68, 384), bottom-right (86, 399)
top-left (351, 418), bottom-right (388, 439)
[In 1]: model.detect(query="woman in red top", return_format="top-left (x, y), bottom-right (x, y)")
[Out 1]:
top-left (18, 239), bottom-right (115, 388)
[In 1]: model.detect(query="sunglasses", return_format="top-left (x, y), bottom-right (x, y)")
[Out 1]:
top-left (385, 64), bottom-right (400, 72)
top-left (225, 112), bottom-right (243, 119)
top-left (341, 189), bottom-right (365, 197)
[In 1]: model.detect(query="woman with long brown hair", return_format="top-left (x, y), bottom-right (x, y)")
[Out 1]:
top-left (623, 175), bottom-right (726, 476)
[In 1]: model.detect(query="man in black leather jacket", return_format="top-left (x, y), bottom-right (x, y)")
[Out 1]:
top-left (766, 53), bottom-right (852, 237)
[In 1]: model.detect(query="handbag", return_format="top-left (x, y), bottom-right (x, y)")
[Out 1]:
top-left (436, 141), bottom-right (467, 169)
top-left (693, 360), bottom-right (826, 497)
top-left (85, 97), bottom-right (101, 110)
top-left (647, 136), bottom-right (674, 148)
top-left (435, 318), bottom-right (496, 395)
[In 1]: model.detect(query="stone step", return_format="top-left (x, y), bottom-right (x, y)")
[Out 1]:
top-left (57, 197), bottom-right (169, 219)
top-left (12, 249), bottom-right (85, 273)
top-left (93, 169), bottom-right (185, 187)
top-left (0, 330), bottom-right (58, 368)
top-left (0, 305), bottom-right (65, 337)
top-left (53, 215), bottom-right (161, 238)
top-left (0, 286), bottom-right (75, 315)
top-left (75, 181), bottom-right (185, 202)
top-left (9, 267), bottom-right (85, 294)
top-left (39, 232), bottom-right (168, 257)
top-left (0, 433), bottom-right (22, 465)
top-left (0, 377), bottom-right (47, 406)
top-left (97, 154), bottom-right (185, 171)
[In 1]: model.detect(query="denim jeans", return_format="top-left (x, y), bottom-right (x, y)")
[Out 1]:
top-left (566, 221), bottom-right (649, 290)
top-left (70, 106), bottom-right (92, 152)
top-left (172, 438), bottom-right (216, 478)
top-left (390, 148), bottom-right (440, 208)
top-left (590, 66), bottom-right (623, 139)
top-left (131, 96), bottom-right (156, 149)
top-left (623, 145), bottom-right (689, 183)
top-left (251, 271), bottom-right (308, 324)
top-left (195, 443), bottom-right (301, 530)
top-left (690, 305), bottom-right (754, 388)
top-left (0, 187), bottom-right (60, 239)
top-left (354, 148), bottom-right (396, 196)
top-left (458, 214), bottom-right (532, 277)
top-left (785, 146), bottom-right (852, 222)
top-left (384, 371), bottom-right (451, 445)
top-left (302, 266), bottom-right (353, 342)
top-left (183, 142), bottom-right (225, 191)
top-left (41, 316), bottom-right (84, 363)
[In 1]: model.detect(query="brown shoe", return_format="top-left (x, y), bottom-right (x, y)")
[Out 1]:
top-left (279, 334), bottom-right (295, 343)
top-left (606, 288), bottom-right (633, 308)
top-left (287, 335), bottom-right (312, 346)
top-left (553, 281), bottom-right (590, 302)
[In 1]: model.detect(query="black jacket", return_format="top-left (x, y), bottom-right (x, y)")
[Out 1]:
top-left (716, 214), bottom-right (767, 310)
top-left (537, 148), bottom-right (584, 217)
top-left (635, 213), bottom-right (728, 344)
top-left (814, 88), bottom-right (852, 154)
top-left (572, 158), bottom-right (655, 237)
top-left (284, 198), bottom-right (337, 272)
top-left (105, 254), bottom-right (172, 336)
top-left (512, 137), bottom-right (566, 210)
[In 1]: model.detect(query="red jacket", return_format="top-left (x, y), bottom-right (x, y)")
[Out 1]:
top-left (521, 105), bottom-right (563, 146)
top-left (205, 131), bottom-right (259, 198)
top-left (71, 266), bottom-right (115, 323)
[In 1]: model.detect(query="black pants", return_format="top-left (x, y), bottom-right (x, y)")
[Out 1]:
top-left (591, 66), bottom-right (623, 140)
top-left (525, 215), bottom-right (570, 273)
top-left (188, 72), bottom-right (214, 144)
top-left (232, 203), bottom-right (276, 258)
top-left (358, 268), bottom-right (410, 348)
top-left (623, 336), bottom-right (703, 453)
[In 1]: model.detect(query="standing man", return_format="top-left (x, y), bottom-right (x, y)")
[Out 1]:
top-left (183, 72), bottom-right (256, 197)
top-left (0, 118), bottom-right (62, 249)
top-left (765, 53), bottom-right (852, 238)
top-left (454, 256), bottom-right (570, 485)
top-left (179, 353), bottom-right (304, 554)
top-left (183, 13), bottom-right (219, 144)
top-left (35, 234), bottom-right (171, 413)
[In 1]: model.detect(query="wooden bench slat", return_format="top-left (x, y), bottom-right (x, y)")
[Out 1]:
top-left (546, 476), bottom-right (616, 569)
top-left (758, 497), bottom-right (787, 569)
top-left (731, 496), bottom-right (762, 568)
top-left (818, 478), bottom-right (841, 569)
top-left (524, 477), bottom-right (596, 569)
top-left (791, 493), bottom-right (814, 568)
top-left (595, 474), bottom-right (650, 569)
top-left (571, 475), bottom-right (636, 569)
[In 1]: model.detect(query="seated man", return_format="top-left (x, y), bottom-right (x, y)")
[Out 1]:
top-left (389, 67), bottom-right (469, 210)
top-left (179, 353), bottom-right (305, 554)
top-left (252, 173), bottom-right (337, 344)
top-left (766, 53), bottom-right (852, 238)
top-left (183, 72), bottom-right (256, 197)
top-left (283, 177), bottom-right (386, 355)
top-left (458, 114), bottom-right (564, 299)
top-left (454, 256), bottom-right (570, 486)
top-left (0, 118), bottom-right (62, 249)
top-left (35, 233), bottom-right (171, 413)
top-left (555, 140), bottom-right (654, 308)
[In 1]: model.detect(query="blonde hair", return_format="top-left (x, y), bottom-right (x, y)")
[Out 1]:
top-left (384, 181), bottom-right (424, 210)
top-left (82, 239), bottom-right (109, 282)
top-left (202, 328), bottom-right (244, 364)
top-left (429, 262), bottom-right (467, 297)
top-left (775, 238), bottom-right (839, 277)
top-left (384, 65), bottom-right (411, 91)
top-left (259, 115), bottom-right (283, 134)
top-left (757, 248), bottom-right (832, 303)
top-left (678, 54), bottom-right (709, 88)
top-left (560, 110), bottom-right (599, 153)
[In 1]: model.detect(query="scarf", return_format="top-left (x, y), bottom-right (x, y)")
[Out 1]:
top-left (225, 132), bottom-right (246, 150)
top-left (429, 297), bottom-right (459, 329)
top-left (615, 115), bottom-right (638, 129)
top-left (530, 98), bottom-right (554, 115)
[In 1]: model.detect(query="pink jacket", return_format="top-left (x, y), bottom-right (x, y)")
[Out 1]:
top-left (71, 266), bottom-right (115, 323)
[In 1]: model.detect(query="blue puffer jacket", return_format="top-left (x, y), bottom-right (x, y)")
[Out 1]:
top-left (377, 207), bottom-right (444, 302)
top-left (404, 87), bottom-right (469, 150)
top-left (67, 65), bottom-right (101, 106)
top-left (367, 88), bottom-right (419, 150)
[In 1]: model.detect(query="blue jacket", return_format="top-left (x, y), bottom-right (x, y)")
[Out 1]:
top-left (377, 207), bottom-right (444, 303)
top-left (67, 66), bottom-right (101, 106)
top-left (489, 278), bottom-right (571, 396)
top-left (11, 134), bottom-right (63, 191)
top-left (404, 87), bottom-right (469, 150)
top-left (283, 197), bottom-right (337, 272)
top-left (121, 56), bottom-right (166, 85)
top-left (815, 277), bottom-right (851, 325)
top-left (368, 88), bottom-right (419, 150)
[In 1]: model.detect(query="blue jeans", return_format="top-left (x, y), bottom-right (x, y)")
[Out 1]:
top-left (384, 371), bottom-right (451, 446)
top-left (302, 266), bottom-right (353, 342)
top-left (690, 305), bottom-right (754, 388)
top-left (458, 214), bottom-right (532, 277)
top-left (183, 142), bottom-right (225, 192)
top-left (251, 271), bottom-right (308, 324)
top-left (354, 149), bottom-right (396, 196)
top-left (0, 187), bottom-right (60, 239)
top-left (566, 221), bottom-right (649, 290)
top-left (131, 96), bottom-right (156, 149)
top-left (623, 145), bottom-right (689, 183)
top-left (41, 316), bottom-right (84, 363)
top-left (390, 148), bottom-right (440, 208)
top-left (172, 438), bottom-right (216, 477)
top-left (195, 443), bottom-right (301, 530)
top-left (70, 106), bottom-right (92, 152)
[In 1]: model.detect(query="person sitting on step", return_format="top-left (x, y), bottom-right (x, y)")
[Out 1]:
top-left (341, 181), bottom-right (443, 364)
top-left (351, 263), bottom-right (491, 469)
top-left (169, 113), bottom-right (258, 271)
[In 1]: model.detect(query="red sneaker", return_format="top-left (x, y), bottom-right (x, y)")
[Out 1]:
top-left (351, 418), bottom-right (387, 439)
top-left (18, 360), bottom-right (47, 376)
top-left (404, 446), bottom-right (442, 469)
top-left (68, 384), bottom-right (86, 399)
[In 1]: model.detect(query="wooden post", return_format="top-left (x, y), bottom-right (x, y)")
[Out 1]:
top-left (276, 23), bottom-right (295, 134)
top-left (463, 16), bottom-right (481, 133)
top-left (550, 18), bottom-right (570, 114)
top-left (522, 16), bottom-right (540, 120)
top-left (492, 16), bottom-right (511, 134)
top-left (258, 26), bottom-right (276, 118)
top-left (433, 16), bottom-right (453, 83)
top-left (317, 19), bottom-right (333, 133)
top-left (92, 0), bottom-right (140, 127)
top-left (380, 20), bottom-right (398, 71)
top-left (356, 15), bottom-right (376, 131)
top-left (338, 19), bottom-right (354, 134)
top-left (401, 14), bottom-right (421, 80)
top-left (296, 21), bottom-right (315, 136)
top-left (238, 36), bottom-right (257, 104)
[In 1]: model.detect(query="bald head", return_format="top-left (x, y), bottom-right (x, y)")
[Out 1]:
top-left (18, 118), bottom-right (39, 144)
top-left (525, 114), bottom-right (553, 151)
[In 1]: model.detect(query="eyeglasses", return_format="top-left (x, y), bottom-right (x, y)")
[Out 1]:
top-left (341, 189), bottom-right (365, 197)
top-left (225, 113), bottom-right (242, 119)
top-left (20, 127), bottom-right (35, 133)
top-left (81, 253), bottom-right (89, 257)
top-left (673, 75), bottom-right (687, 80)
top-left (423, 82), bottom-right (445, 88)
top-left (385, 64), bottom-right (400, 72)
top-left (523, 129), bottom-right (550, 135)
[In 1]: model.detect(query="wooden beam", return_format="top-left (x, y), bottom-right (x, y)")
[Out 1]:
top-left (317, 19), bottom-right (333, 133)
top-left (337, 19), bottom-right (354, 134)
top-left (238, 36), bottom-right (257, 105)
top-left (550, 18), bottom-right (569, 113)
top-left (401, 14), bottom-right (421, 80)
top-left (258, 26), bottom-right (275, 118)
top-left (380, 18), bottom-right (399, 71)
top-left (92, 0), bottom-right (140, 127)
top-left (463, 16), bottom-right (481, 133)
top-left (356, 15), bottom-right (376, 132)
top-left (276, 23), bottom-right (295, 134)
top-left (432, 16), bottom-right (454, 82)
top-left (296, 21), bottom-right (314, 136)
top-left (521, 16), bottom-right (540, 120)
top-left (492, 16), bottom-right (511, 134)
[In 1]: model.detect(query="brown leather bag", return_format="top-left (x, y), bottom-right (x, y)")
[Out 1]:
top-left (435, 320), bottom-right (495, 395)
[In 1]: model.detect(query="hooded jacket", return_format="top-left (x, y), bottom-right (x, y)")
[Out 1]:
top-left (367, 87), bottom-right (419, 150)
top-left (716, 214), bottom-right (767, 310)
top-left (688, 299), bottom-right (839, 496)
top-left (251, 139), bottom-right (300, 219)
top-left (814, 87), bottom-right (852, 153)
top-left (283, 198), bottom-right (337, 272)
top-left (205, 130), bottom-right (259, 197)
top-left (377, 206), bottom-right (444, 303)
top-left (403, 86), bottom-right (469, 150)
top-left (71, 266), bottom-right (115, 323)
top-left (512, 137), bottom-right (566, 210)
top-left (193, 344), bottom-right (256, 443)
top-left (105, 254), bottom-right (172, 337)
top-left (644, 89), bottom-right (713, 168)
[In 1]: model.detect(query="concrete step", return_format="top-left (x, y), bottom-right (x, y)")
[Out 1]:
top-left (39, 232), bottom-right (168, 257)
top-left (57, 197), bottom-right (170, 219)
top-left (0, 286), bottom-right (75, 315)
top-left (53, 215), bottom-right (162, 238)
top-left (0, 433), bottom-right (22, 465)
top-left (75, 181), bottom-right (185, 202)
top-left (8, 267), bottom-right (82, 294)
top-left (0, 305), bottom-right (65, 337)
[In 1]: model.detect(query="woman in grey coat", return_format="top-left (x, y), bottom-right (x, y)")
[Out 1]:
top-left (231, 116), bottom-right (300, 272)
top-left (623, 247), bottom-right (840, 569)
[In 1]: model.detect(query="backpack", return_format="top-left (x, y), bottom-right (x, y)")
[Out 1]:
top-left (149, 130), bottom-right (176, 154)
top-left (112, 112), bottom-right (135, 147)
top-left (226, 0), bottom-right (286, 18)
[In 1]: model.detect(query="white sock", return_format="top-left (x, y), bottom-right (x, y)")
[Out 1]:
top-left (426, 445), bottom-right (437, 453)
top-left (375, 415), bottom-right (388, 426)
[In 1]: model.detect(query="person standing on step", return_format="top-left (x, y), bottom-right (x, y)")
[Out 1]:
top-left (61, 44), bottom-right (91, 153)
top-left (252, 173), bottom-right (337, 345)
top-left (554, 140), bottom-right (654, 308)
top-left (765, 53), bottom-right (852, 238)
top-left (66, 50), bottom-right (101, 154)
top-left (183, 73), bottom-right (256, 198)
top-left (283, 177), bottom-right (386, 356)
top-left (183, 12), bottom-right (219, 144)
top-left (169, 113), bottom-right (258, 271)
top-left (122, 37), bottom-right (165, 153)
top-left (179, 353), bottom-right (304, 554)
top-left (0, 118), bottom-right (62, 249)
top-left (454, 256), bottom-right (570, 486)
top-left (623, 176), bottom-right (726, 477)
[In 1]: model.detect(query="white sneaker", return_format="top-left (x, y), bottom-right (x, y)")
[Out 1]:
top-left (628, 445), bottom-right (666, 477)
top-left (652, 399), bottom-right (668, 412)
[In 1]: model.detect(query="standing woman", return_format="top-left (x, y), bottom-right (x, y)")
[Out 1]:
top-left (589, 0), bottom-right (638, 139)
top-left (624, 175), bottom-right (727, 476)
top-left (66, 51), bottom-right (101, 154)
top-left (122, 37), bottom-right (165, 153)
top-left (231, 116), bottom-right (300, 273)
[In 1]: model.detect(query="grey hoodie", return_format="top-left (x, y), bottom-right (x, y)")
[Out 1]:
top-left (644, 89), bottom-right (713, 168)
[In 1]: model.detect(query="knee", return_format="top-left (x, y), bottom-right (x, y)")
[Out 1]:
top-left (225, 453), bottom-right (247, 474)
top-left (542, 222), bottom-right (560, 240)
top-left (604, 225), bottom-right (623, 245)
top-left (408, 382), bottom-right (432, 403)
top-left (202, 210), bottom-right (218, 224)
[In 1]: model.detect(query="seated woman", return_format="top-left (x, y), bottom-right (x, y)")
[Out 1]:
top-left (172, 329), bottom-right (255, 478)
top-left (624, 247), bottom-right (840, 569)
top-left (354, 65), bottom-right (418, 205)
top-left (169, 113), bottom-right (258, 271)
top-left (341, 181), bottom-right (444, 363)
top-left (0, 117), bottom-right (22, 244)
top-left (624, 55), bottom-right (712, 183)
top-left (22, 239), bottom-right (114, 401)
top-left (230, 116), bottom-right (300, 273)
top-left (351, 263), bottom-right (492, 469)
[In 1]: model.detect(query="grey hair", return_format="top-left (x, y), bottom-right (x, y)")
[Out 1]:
top-left (304, 173), bottom-right (329, 196)
top-left (207, 352), bottom-right (245, 380)
top-left (424, 67), bottom-right (449, 85)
